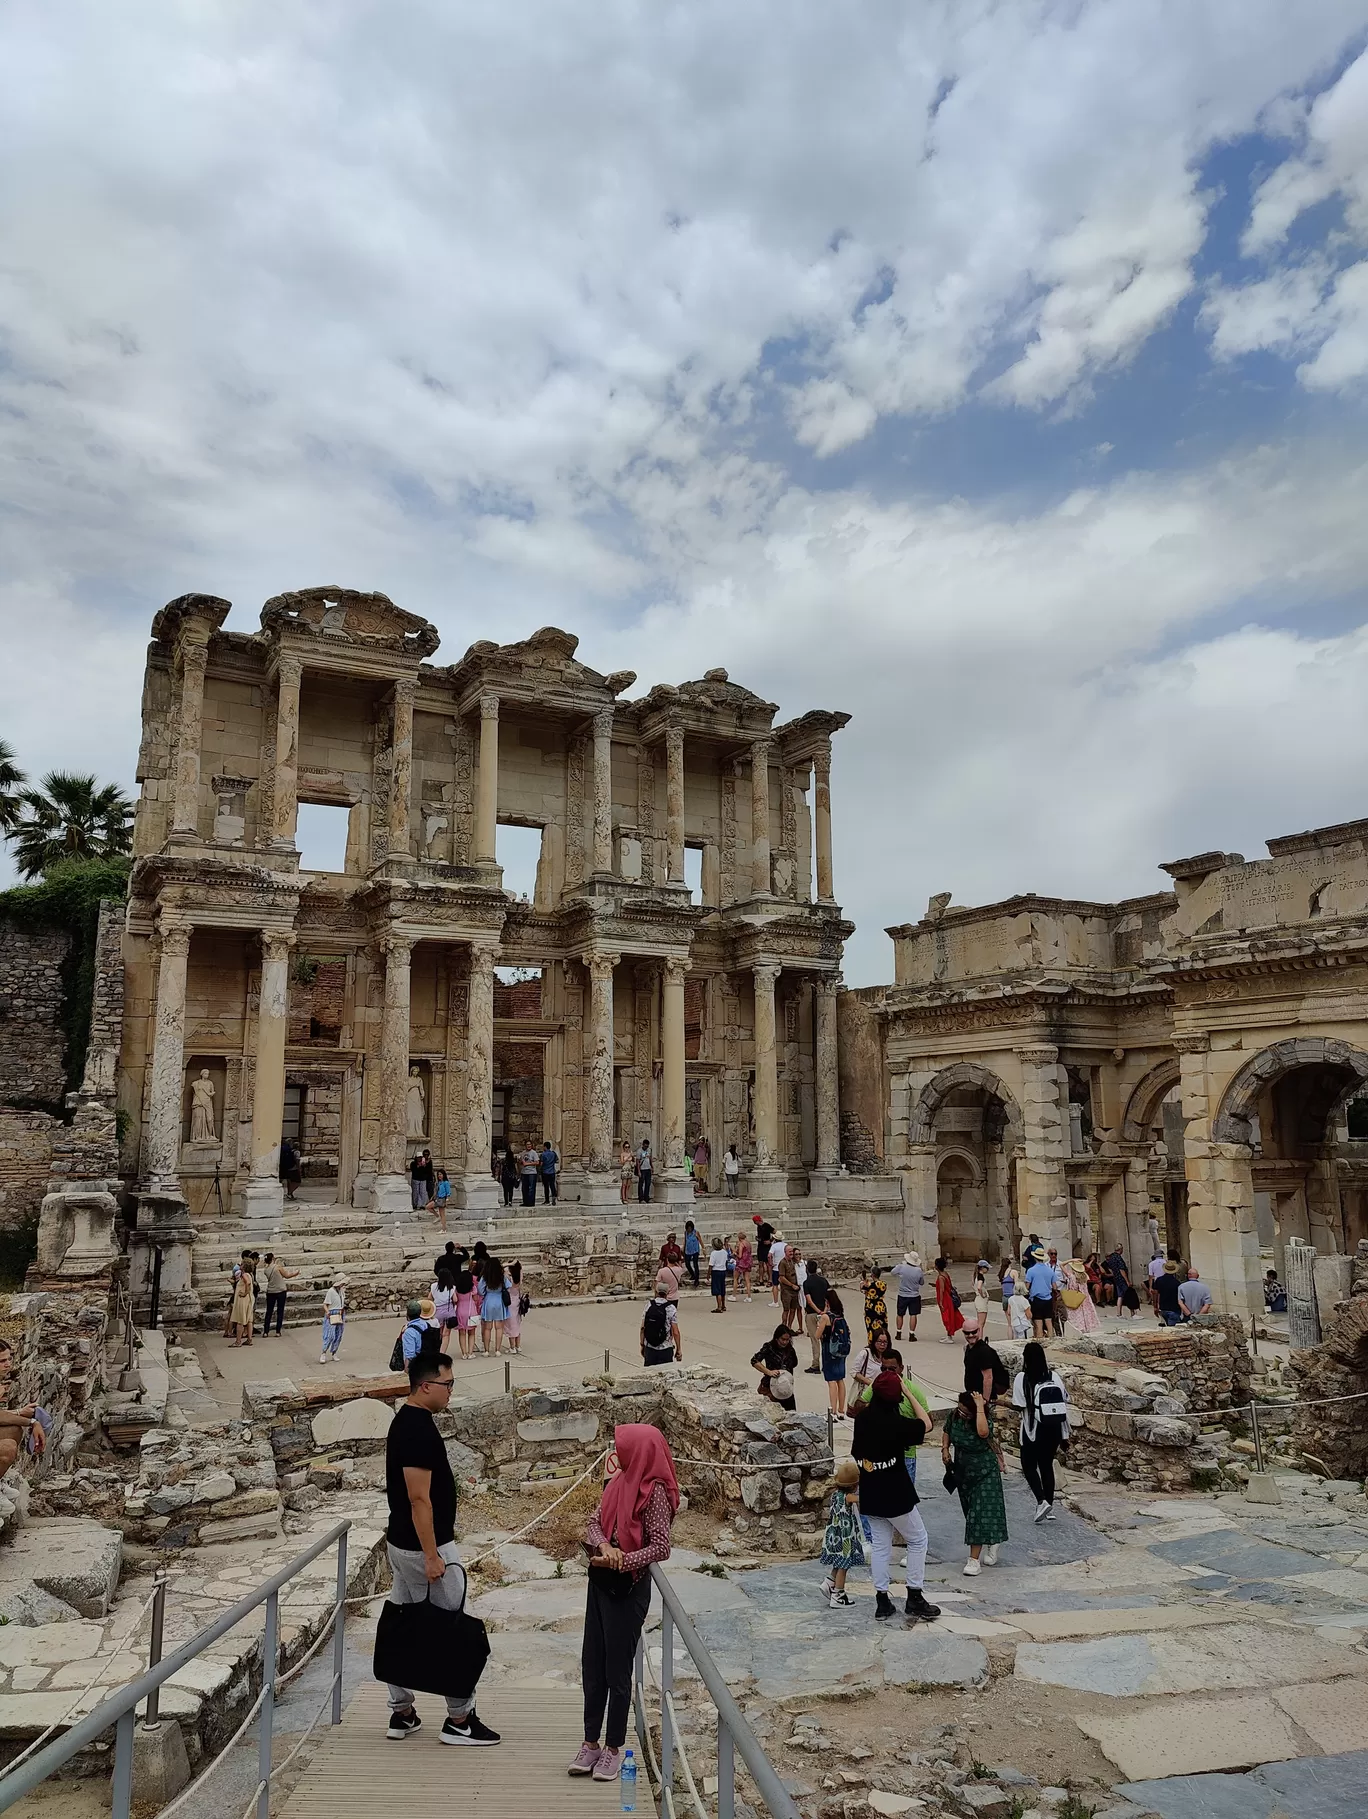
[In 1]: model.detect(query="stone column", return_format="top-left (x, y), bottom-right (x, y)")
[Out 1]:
top-left (1285, 1239), bottom-right (1321, 1350)
top-left (813, 738), bottom-right (834, 904)
top-left (244, 930), bottom-right (293, 1225)
top-left (752, 960), bottom-right (781, 1174)
top-left (373, 932), bottom-right (414, 1214)
top-left (662, 956), bottom-right (688, 1175)
top-left (144, 923), bottom-right (192, 1191)
top-left (586, 952), bottom-right (618, 1173)
top-left (474, 692), bottom-right (499, 864)
top-left (1122, 1154), bottom-right (1156, 1270)
top-left (814, 973), bottom-right (841, 1171)
top-left (388, 677), bottom-right (416, 863)
top-left (899, 1140), bottom-right (941, 1261)
top-left (1015, 1044), bottom-right (1071, 1253)
top-left (460, 939), bottom-right (500, 1210)
top-left (271, 654), bottom-right (303, 850)
top-left (170, 640), bottom-right (209, 838)
top-left (1176, 1034), bottom-right (1262, 1318)
top-left (665, 723), bottom-right (685, 885)
top-left (750, 739), bottom-right (771, 897)
top-left (592, 708), bottom-right (615, 876)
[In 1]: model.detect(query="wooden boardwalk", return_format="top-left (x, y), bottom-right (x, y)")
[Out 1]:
top-left (278, 1680), bottom-right (655, 1819)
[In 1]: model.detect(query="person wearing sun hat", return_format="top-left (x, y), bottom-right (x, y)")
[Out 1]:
top-left (894, 1250), bottom-right (925, 1342)
top-left (321, 1274), bottom-right (347, 1363)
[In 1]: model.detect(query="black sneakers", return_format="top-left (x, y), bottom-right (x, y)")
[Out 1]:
top-left (441, 1711), bottom-right (501, 1746)
top-left (906, 1589), bottom-right (941, 1620)
top-left (874, 1591), bottom-right (897, 1621)
top-left (386, 1708), bottom-right (422, 1740)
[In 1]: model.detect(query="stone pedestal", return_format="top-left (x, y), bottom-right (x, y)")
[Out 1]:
top-left (130, 1193), bottom-right (201, 1323)
top-left (241, 1174), bottom-right (284, 1238)
top-left (132, 1720), bottom-right (191, 1806)
top-left (36, 1187), bottom-right (120, 1278)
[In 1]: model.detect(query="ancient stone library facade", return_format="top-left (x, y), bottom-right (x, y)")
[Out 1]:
top-left (120, 588), bottom-right (852, 1231)
top-left (839, 822), bottom-right (1368, 1320)
top-left (12, 582), bottom-right (1368, 1330)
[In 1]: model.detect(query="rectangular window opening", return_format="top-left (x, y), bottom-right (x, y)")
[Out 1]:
top-left (282, 1082), bottom-right (306, 1146)
top-left (296, 802), bottom-right (351, 874)
top-left (497, 821), bottom-right (544, 903)
top-left (683, 844), bottom-right (703, 905)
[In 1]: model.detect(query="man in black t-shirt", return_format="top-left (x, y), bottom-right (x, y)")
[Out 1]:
top-left (380, 1353), bottom-right (499, 1747)
top-left (802, 1262), bottom-right (830, 1373)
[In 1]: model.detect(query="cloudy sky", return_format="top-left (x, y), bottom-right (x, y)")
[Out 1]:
top-left (3, 2), bottom-right (1367, 981)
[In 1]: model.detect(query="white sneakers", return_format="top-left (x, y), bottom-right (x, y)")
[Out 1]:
top-left (982, 1544), bottom-right (999, 1566)
top-left (963, 1557), bottom-right (982, 1576)
top-left (1034, 1500), bottom-right (1052, 1522)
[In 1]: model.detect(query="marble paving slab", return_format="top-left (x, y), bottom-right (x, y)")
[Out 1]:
top-left (1118, 1747), bottom-right (1368, 1819)
top-left (1149, 1533), bottom-right (1333, 1581)
top-left (1080, 1694), bottom-right (1302, 1780)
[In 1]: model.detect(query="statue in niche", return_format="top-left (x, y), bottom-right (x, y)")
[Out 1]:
top-left (406, 1066), bottom-right (427, 1140)
top-left (189, 1069), bottom-right (218, 1143)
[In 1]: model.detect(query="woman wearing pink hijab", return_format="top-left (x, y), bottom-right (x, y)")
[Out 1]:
top-left (569, 1424), bottom-right (680, 1784)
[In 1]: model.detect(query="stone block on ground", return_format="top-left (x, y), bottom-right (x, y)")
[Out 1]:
top-left (197, 1508), bottom-right (283, 1545)
top-left (0, 1519), bottom-right (123, 1618)
top-left (1272, 1678), bottom-right (1368, 1754)
top-left (131, 1718), bottom-right (191, 1806)
top-left (1078, 1695), bottom-right (1302, 1779)
top-left (881, 1629), bottom-right (988, 1688)
top-left (312, 1398), bottom-right (394, 1447)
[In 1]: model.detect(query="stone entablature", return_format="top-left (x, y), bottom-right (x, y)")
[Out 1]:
top-left (120, 589), bottom-right (852, 1231)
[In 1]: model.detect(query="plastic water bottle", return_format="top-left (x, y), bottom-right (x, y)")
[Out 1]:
top-left (619, 1747), bottom-right (637, 1812)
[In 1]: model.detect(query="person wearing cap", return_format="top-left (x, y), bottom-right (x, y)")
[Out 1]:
top-left (851, 1369), bottom-right (941, 1624)
top-left (1154, 1258), bottom-right (1183, 1325)
top-left (321, 1274), bottom-right (347, 1363)
top-left (894, 1251), bottom-right (924, 1342)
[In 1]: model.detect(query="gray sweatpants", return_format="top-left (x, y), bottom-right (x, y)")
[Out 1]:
top-left (383, 1540), bottom-right (476, 1720)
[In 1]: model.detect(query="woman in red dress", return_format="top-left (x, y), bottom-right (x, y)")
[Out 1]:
top-left (935, 1256), bottom-right (965, 1344)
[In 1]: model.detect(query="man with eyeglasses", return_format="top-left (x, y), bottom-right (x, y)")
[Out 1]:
top-left (381, 1352), bottom-right (499, 1746)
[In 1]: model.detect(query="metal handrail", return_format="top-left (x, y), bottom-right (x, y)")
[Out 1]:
top-left (636, 1565), bottom-right (800, 1819)
top-left (0, 1519), bottom-right (351, 1819)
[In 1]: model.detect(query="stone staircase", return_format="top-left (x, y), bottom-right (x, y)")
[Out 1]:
top-left (190, 1203), bottom-right (435, 1324)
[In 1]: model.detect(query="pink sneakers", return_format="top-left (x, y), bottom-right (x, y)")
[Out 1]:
top-left (568, 1743), bottom-right (602, 1776)
top-left (592, 1747), bottom-right (624, 1782)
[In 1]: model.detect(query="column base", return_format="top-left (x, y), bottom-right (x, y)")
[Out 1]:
top-left (373, 1173), bottom-right (414, 1215)
top-left (746, 1167), bottom-right (790, 1207)
top-left (242, 1177), bottom-right (285, 1233)
top-left (456, 1172), bottom-right (502, 1213)
top-left (660, 1172), bottom-right (696, 1212)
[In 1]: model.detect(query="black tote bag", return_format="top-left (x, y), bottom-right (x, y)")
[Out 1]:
top-left (372, 1589), bottom-right (490, 1700)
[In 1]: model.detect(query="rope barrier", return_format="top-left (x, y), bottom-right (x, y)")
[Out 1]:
top-left (154, 1684), bottom-right (269, 1819)
top-left (0, 1585), bottom-right (161, 1784)
top-left (663, 1689), bottom-right (711, 1819)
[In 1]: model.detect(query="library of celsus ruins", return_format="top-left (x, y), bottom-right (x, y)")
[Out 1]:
top-left (119, 588), bottom-right (853, 1239)
top-left (91, 584), bottom-right (1368, 1326)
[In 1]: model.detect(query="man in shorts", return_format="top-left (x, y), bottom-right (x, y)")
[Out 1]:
top-left (1024, 1253), bottom-right (1061, 1342)
top-left (894, 1251), bottom-right (925, 1342)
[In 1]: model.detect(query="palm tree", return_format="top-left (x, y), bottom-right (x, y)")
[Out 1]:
top-left (0, 741), bottom-right (26, 834)
top-left (10, 772), bottom-right (134, 879)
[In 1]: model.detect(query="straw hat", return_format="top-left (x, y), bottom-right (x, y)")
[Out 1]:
top-left (904, 1250), bottom-right (920, 1267)
top-left (1163, 1259), bottom-right (1179, 1274)
top-left (419, 1297), bottom-right (436, 1320)
top-left (834, 1457), bottom-right (860, 1487)
top-left (769, 1371), bottom-right (795, 1402)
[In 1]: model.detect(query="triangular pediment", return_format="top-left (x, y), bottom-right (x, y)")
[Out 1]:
top-left (260, 587), bottom-right (440, 659)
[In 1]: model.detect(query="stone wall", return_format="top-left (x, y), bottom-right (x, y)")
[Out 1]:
top-left (0, 1108), bottom-right (62, 1229)
top-left (0, 923), bottom-right (69, 1106)
top-left (0, 1287), bottom-right (112, 1536)
top-left (242, 1364), bottom-right (835, 1547)
top-left (994, 1320), bottom-right (1250, 1494)
top-left (1289, 1240), bottom-right (1368, 1480)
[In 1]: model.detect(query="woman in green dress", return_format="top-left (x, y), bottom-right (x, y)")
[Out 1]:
top-left (941, 1389), bottom-right (1007, 1576)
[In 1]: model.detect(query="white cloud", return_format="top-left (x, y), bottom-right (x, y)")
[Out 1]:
top-left (1208, 47), bottom-right (1368, 387)
top-left (2, 4), bottom-right (1368, 986)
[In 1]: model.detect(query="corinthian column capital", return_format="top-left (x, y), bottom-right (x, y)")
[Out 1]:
top-left (588, 951), bottom-right (620, 983)
top-left (157, 922), bottom-right (193, 960)
top-left (260, 930), bottom-right (296, 967)
top-left (479, 690), bottom-right (500, 721)
top-left (664, 954), bottom-right (690, 985)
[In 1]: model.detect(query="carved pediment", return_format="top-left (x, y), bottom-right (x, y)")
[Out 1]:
top-left (151, 593), bottom-right (232, 646)
top-left (260, 587), bottom-right (440, 659)
top-left (643, 672), bottom-right (779, 717)
top-left (449, 625), bottom-right (634, 700)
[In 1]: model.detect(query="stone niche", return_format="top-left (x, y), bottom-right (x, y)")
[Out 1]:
top-left (181, 1056), bottom-right (227, 1159)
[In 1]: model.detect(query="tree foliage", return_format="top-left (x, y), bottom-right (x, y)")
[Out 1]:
top-left (10, 771), bottom-right (133, 880)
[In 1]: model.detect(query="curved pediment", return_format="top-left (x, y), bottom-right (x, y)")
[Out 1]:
top-left (260, 587), bottom-right (440, 659)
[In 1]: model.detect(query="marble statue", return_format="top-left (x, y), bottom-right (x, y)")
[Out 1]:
top-left (189, 1068), bottom-right (217, 1142)
top-left (405, 1066), bottom-right (427, 1140)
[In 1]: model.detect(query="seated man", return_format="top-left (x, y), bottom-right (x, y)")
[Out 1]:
top-left (1264, 1270), bottom-right (1288, 1314)
top-left (0, 1406), bottom-right (45, 1474)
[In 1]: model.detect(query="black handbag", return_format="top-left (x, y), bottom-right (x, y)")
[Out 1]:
top-left (372, 1588), bottom-right (490, 1699)
top-left (942, 1462), bottom-right (958, 1493)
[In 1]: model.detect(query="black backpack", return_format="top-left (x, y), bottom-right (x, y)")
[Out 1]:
top-left (643, 1300), bottom-right (670, 1349)
top-left (388, 1321), bottom-right (439, 1373)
